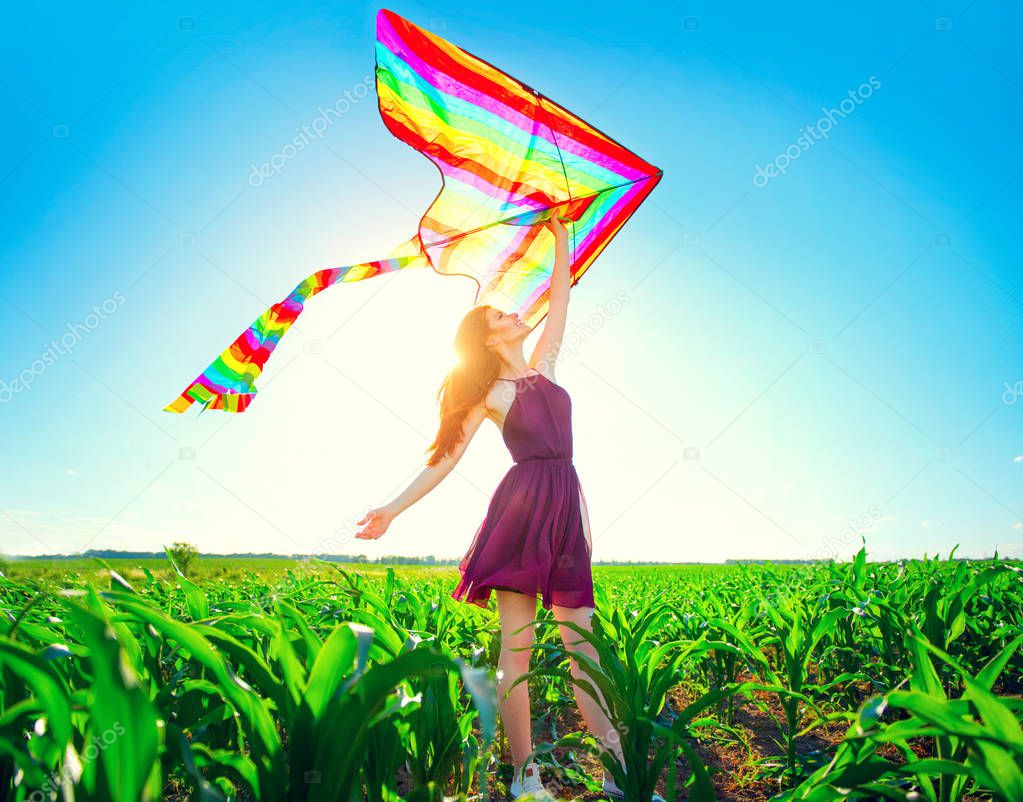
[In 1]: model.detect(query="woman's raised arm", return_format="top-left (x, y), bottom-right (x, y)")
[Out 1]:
top-left (529, 214), bottom-right (572, 375)
top-left (355, 402), bottom-right (490, 539)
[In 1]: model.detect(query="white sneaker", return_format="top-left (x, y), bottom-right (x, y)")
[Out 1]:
top-left (510, 761), bottom-right (556, 801)
top-left (603, 772), bottom-right (666, 802)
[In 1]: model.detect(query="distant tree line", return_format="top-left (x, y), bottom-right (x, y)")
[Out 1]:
top-left (4, 548), bottom-right (690, 566)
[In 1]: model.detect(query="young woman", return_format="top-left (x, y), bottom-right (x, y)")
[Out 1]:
top-left (356, 214), bottom-right (657, 801)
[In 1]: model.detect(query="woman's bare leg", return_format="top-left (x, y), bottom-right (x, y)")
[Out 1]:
top-left (551, 604), bottom-right (626, 769)
top-left (496, 589), bottom-right (539, 780)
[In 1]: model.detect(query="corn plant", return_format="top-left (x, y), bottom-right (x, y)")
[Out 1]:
top-left (517, 598), bottom-right (755, 801)
top-left (779, 630), bottom-right (1023, 802)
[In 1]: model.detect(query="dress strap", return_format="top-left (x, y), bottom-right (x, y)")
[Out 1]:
top-left (495, 368), bottom-right (540, 382)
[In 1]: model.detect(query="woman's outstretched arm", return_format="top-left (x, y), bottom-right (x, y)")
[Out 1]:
top-left (529, 215), bottom-right (572, 375)
top-left (355, 402), bottom-right (490, 539)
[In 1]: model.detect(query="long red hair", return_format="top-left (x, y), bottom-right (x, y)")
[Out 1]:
top-left (424, 305), bottom-right (505, 467)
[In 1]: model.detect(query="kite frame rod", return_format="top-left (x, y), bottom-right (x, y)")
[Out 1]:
top-left (418, 173), bottom-right (664, 252)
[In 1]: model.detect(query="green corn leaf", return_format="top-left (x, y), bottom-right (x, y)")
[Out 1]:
top-left (0, 637), bottom-right (73, 746)
top-left (164, 546), bottom-right (210, 621)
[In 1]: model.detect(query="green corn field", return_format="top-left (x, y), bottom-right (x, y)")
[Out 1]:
top-left (1, 547), bottom-right (1021, 801)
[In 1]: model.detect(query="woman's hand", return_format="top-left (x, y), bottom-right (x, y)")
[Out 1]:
top-left (544, 212), bottom-right (571, 237)
top-left (355, 504), bottom-right (397, 540)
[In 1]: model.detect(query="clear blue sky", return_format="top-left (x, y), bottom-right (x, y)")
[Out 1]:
top-left (1, 0), bottom-right (1020, 562)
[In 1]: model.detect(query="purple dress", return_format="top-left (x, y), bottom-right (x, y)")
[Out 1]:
top-left (451, 368), bottom-right (595, 611)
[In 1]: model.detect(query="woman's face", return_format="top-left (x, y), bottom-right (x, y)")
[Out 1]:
top-left (485, 307), bottom-right (528, 347)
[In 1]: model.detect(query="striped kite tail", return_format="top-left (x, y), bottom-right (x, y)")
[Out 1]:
top-left (164, 236), bottom-right (427, 414)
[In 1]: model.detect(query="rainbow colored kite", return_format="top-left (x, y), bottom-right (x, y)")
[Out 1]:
top-left (165, 8), bottom-right (662, 414)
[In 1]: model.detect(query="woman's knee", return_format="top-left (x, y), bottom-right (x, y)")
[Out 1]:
top-left (553, 605), bottom-right (595, 648)
top-left (499, 642), bottom-right (533, 674)
top-left (566, 642), bottom-right (600, 676)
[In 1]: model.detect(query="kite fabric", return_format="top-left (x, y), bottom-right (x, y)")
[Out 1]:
top-left (164, 8), bottom-right (662, 414)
